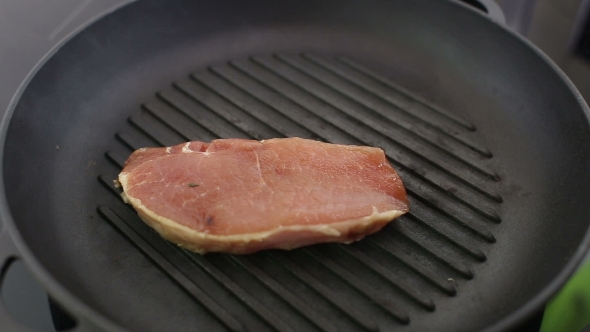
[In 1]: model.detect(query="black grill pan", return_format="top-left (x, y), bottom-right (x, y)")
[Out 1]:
top-left (1, 0), bottom-right (590, 331)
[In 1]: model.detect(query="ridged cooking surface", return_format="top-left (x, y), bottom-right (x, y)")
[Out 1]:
top-left (98, 54), bottom-right (502, 331)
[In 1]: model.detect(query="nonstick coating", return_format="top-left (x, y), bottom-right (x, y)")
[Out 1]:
top-left (2, 0), bottom-right (590, 331)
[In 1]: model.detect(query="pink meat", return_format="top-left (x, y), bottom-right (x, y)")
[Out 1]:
top-left (118, 138), bottom-right (408, 254)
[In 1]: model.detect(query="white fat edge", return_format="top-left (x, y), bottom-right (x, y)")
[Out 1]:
top-left (166, 147), bottom-right (172, 154)
top-left (120, 191), bottom-right (129, 204)
top-left (130, 198), bottom-right (406, 254)
top-left (131, 195), bottom-right (404, 244)
top-left (181, 142), bottom-right (192, 153)
top-left (118, 173), bottom-right (130, 204)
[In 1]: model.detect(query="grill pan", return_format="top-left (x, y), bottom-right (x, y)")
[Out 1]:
top-left (1, 0), bottom-right (590, 331)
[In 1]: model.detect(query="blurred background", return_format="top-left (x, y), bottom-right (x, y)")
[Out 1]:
top-left (496, 0), bottom-right (590, 102)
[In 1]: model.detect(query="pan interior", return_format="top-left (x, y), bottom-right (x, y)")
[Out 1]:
top-left (3, 0), bottom-right (590, 331)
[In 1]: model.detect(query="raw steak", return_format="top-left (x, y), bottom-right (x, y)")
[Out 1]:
top-left (118, 138), bottom-right (408, 254)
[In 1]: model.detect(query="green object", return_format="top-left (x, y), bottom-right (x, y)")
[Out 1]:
top-left (541, 258), bottom-right (590, 332)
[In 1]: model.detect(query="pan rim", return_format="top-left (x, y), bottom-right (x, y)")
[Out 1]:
top-left (458, 3), bottom-right (590, 331)
top-left (0, 0), bottom-right (588, 331)
top-left (0, 1), bottom-right (137, 331)
top-left (445, 1), bottom-right (590, 331)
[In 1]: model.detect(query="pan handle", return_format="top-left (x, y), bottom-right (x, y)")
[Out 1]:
top-left (0, 229), bottom-right (36, 332)
top-left (473, 0), bottom-right (506, 25)
top-left (0, 229), bottom-right (97, 332)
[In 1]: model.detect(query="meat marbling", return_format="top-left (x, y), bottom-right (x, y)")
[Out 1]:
top-left (118, 138), bottom-right (408, 254)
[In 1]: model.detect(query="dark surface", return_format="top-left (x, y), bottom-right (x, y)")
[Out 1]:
top-left (1, 260), bottom-right (54, 331)
top-left (0, 1), bottom-right (131, 331)
top-left (576, 4), bottom-right (590, 61)
top-left (1, 0), bottom-right (589, 331)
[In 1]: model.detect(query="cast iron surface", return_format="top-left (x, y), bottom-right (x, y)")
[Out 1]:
top-left (95, 52), bottom-right (501, 332)
top-left (1, 0), bottom-right (590, 331)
